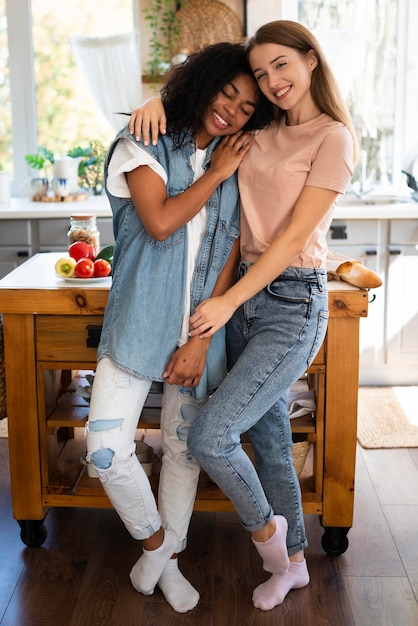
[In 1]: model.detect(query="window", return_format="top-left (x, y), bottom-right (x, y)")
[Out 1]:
top-left (298, 0), bottom-right (399, 191)
top-left (0, 0), bottom-right (12, 173)
top-left (4, 0), bottom-right (135, 194)
top-left (31, 0), bottom-right (134, 155)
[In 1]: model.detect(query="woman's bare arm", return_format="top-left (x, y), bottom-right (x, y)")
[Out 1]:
top-left (127, 133), bottom-right (251, 240)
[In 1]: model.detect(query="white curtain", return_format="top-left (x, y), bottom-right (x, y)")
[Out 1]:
top-left (70, 32), bottom-right (142, 132)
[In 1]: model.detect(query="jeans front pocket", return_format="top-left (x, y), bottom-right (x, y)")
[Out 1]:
top-left (266, 277), bottom-right (311, 305)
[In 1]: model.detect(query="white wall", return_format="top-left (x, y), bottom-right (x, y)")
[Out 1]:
top-left (246, 0), bottom-right (297, 34)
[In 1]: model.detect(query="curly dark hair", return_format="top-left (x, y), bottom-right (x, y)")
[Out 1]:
top-left (161, 42), bottom-right (274, 142)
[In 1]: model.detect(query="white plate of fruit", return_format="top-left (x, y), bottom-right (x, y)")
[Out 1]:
top-left (55, 241), bottom-right (114, 282)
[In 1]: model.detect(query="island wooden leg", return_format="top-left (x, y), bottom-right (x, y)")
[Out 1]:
top-left (3, 313), bottom-right (47, 542)
top-left (321, 314), bottom-right (360, 554)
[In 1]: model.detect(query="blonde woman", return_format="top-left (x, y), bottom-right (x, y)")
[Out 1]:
top-left (131, 20), bottom-right (358, 611)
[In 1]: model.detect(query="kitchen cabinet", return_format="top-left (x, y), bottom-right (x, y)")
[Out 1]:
top-left (327, 219), bottom-right (386, 372)
top-left (0, 219), bottom-right (32, 279)
top-left (37, 217), bottom-right (114, 253)
top-left (386, 220), bottom-right (418, 369)
top-left (0, 253), bottom-right (368, 555)
top-left (328, 215), bottom-right (418, 385)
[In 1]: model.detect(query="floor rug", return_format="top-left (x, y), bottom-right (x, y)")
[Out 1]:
top-left (0, 418), bottom-right (7, 438)
top-left (357, 386), bottom-right (418, 448)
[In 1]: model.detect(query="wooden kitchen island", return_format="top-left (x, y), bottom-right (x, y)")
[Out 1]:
top-left (0, 253), bottom-right (368, 554)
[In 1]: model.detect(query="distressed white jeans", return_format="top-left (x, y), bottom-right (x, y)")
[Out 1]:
top-left (86, 357), bottom-right (202, 550)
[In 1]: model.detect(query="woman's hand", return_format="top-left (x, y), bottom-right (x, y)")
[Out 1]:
top-left (163, 336), bottom-right (211, 387)
top-left (209, 131), bottom-right (253, 181)
top-left (129, 97), bottom-right (166, 145)
top-left (189, 295), bottom-right (237, 339)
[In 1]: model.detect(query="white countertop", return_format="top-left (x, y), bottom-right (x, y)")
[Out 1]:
top-left (0, 252), bottom-right (112, 289)
top-left (0, 251), bottom-right (355, 293)
top-left (334, 200), bottom-right (418, 219)
top-left (0, 195), bottom-right (112, 219)
top-left (0, 195), bottom-right (417, 220)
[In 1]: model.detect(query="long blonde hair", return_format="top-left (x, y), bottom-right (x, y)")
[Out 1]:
top-left (246, 20), bottom-right (360, 163)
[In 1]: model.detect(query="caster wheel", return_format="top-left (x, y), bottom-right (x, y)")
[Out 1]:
top-left (18, 520), bottom-right (48, 547)
top-left (321, 526), bottom-right (349, 556)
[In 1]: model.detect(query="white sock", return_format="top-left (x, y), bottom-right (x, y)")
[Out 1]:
top-left (252, 560), bottom-right (310, 611)
top-left (129, 529), bottom-right (178, 596)
top-left (158, 558), bottom-right (200, 613)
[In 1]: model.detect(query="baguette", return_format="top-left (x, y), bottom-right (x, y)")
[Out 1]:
top-left (335, 260), bottom-right (382, 289)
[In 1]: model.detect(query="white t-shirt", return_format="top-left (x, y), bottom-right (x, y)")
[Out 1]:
top-left (107, 138), bottom-right (208, 346)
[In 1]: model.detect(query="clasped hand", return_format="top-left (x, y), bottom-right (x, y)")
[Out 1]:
top-left (163, 335), bottom-right (210, 387)
top-left (189, 295), bottom-right (236, 338)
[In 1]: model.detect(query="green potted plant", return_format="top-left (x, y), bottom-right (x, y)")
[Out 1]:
top-left (142, 0), bottom-right (181, 81)
top-left (24, 147), bottom-right (55, 179)
top-left (25, 142), bottom-right (107, 197)
top-left (69, 140), bottom-right (107, 196)
top-left (24, 147), bottom-right (55, 197)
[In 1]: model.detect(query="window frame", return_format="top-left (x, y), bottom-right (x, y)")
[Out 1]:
top-left (6, 0), bottom-right (37, 196)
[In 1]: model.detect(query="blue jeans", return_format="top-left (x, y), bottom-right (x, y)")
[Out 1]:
top-left (188, 263), bottom-right (328, 555)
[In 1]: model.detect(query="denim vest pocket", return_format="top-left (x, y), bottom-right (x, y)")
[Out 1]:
top-left (145, 227), bottom-right (185, 250)
top-left (210, 218), bottom-right (240, 272)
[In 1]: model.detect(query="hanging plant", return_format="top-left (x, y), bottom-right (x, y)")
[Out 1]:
top-left (143, 0), bottom-right (182, 79)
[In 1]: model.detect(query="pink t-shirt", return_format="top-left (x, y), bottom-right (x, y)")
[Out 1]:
top-left (238, 113), bottom-right (354, 267)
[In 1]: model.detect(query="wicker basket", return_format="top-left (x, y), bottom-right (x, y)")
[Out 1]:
top-left (175, 0), bottom-right (243, 55)
top-left (291, 440), bottom-right (311, 476)
top-left (0, 320), bottom-right (7, 420)
top-left (242, 439), bottom-right (310, 478)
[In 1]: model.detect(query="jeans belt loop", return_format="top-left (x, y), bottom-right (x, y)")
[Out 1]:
top-left (315, 267), bottom-right (325, 292)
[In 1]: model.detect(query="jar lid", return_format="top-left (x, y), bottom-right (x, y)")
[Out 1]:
top-left (70, 215), bottom-right (96, 220)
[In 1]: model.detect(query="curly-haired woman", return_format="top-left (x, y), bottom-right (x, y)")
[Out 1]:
top-left (85, 42), bottom-right (273, 613)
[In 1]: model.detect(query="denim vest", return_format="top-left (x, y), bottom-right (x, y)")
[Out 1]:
top-left (97, 125), bottom-right (240, 401)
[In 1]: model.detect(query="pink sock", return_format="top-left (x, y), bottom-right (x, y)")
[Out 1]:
top-left (252, 560), bottom-right (310, 611)
top-left (252, 515), bottom-right (290, 575)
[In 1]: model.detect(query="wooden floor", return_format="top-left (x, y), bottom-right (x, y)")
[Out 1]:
top-left (0, 438), bottom-right (417, 626)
